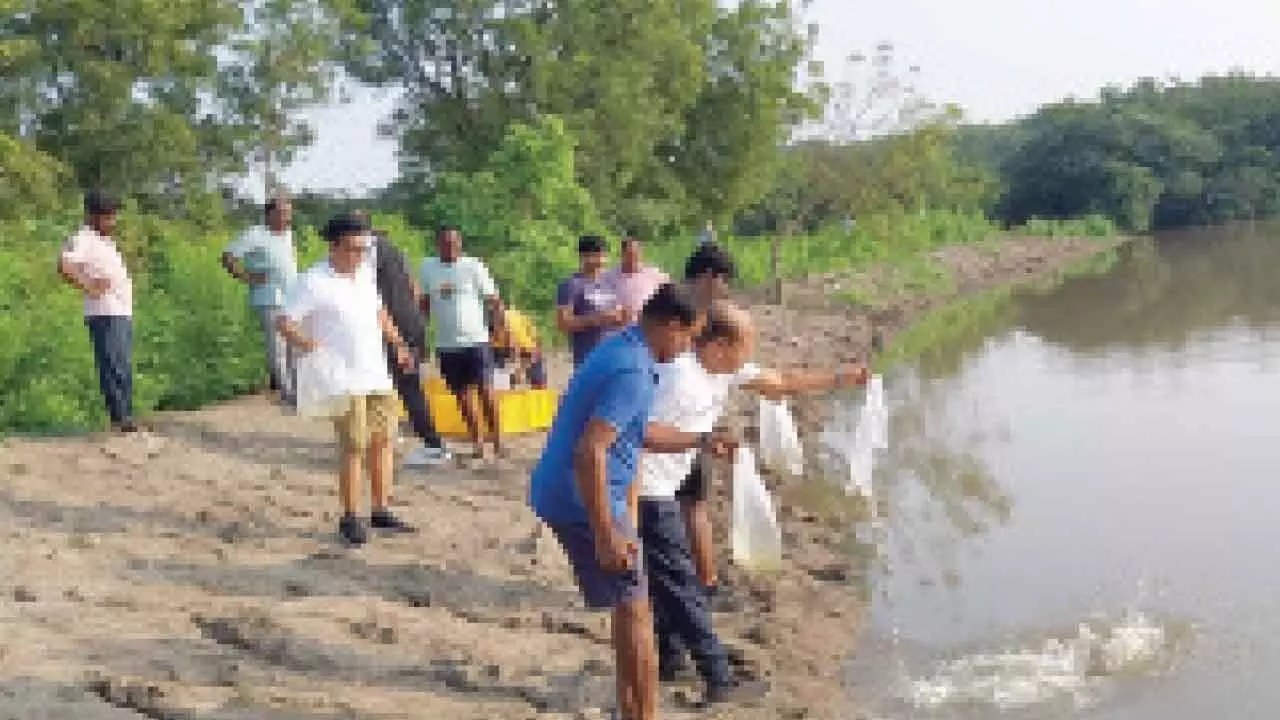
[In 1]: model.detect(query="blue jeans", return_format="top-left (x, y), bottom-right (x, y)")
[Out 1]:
top-left (640, 498), bottom-right (732, 687)
top-left (86, 316), bottom-right (134, 425)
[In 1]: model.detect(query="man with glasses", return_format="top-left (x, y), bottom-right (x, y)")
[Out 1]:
top-left (276, 213), bottom-right (418, 546)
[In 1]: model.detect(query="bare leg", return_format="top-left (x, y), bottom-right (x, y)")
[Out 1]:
top-left (339, 448), bottom-right (361, 515)
top-left (368, 432), bottom-right (392, 508)
top-left (455, 388), bottom-right (485, 458)
top-left (477, 383), bottom-right (503, 455)
top-left (613, 597), bottom-right (658, 720)
top-left (681, 498), bottom-right (717, 588)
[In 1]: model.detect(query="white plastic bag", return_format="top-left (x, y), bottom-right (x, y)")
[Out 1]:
top-left (863, 374), bottom-right (888, 451)
top-left (758, 397), bottom-right (804, 476)
top-left (491, 366), bottom-right (513, 391)
top-left (731, 446), bottom-right (783, 572)
top-left (294, 346), bottom-right (351, 419)
top-left (818, 374), bottom-right (889, 497)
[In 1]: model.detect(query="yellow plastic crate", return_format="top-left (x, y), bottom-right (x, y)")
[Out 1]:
top-left (405, 377), bottom-right (558, 438)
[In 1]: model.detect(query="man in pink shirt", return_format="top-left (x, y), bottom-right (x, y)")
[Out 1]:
top-left (605, 234), bottom-right (669, 324)
top-left (57, 191), bottom-right (137, 433)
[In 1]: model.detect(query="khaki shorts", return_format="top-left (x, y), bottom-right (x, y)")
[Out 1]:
top-left (332, 393), bottom-right (398, 453)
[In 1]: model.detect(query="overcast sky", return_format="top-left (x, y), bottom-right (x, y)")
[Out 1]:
top-left (274, 0), bottom-right (1280, 198)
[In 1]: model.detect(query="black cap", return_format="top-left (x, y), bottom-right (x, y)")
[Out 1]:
top-left (84, 190), bottom-right (118, 216)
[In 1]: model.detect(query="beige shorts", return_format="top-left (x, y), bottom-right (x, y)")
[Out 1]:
top-left (332, 393), bottom-right (398, 453)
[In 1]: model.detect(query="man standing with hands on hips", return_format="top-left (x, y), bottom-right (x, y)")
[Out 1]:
top-left (57, 190), bottom-right (137, 433)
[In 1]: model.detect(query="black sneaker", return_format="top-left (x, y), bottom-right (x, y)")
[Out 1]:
top-left (704, 679), bottom-right (769, 706)
top-left (370, 508), bottom-right (417, 534)
top-left (338, 515), bottom-right (368, 546)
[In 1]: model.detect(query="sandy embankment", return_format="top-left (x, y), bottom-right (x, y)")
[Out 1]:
top-left (0, 235), bottom-right (1122, 719)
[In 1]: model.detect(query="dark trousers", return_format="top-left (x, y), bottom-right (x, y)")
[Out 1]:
top-left (640, 498), bottom-right (732, 687)
top-left (86, 316), bottom-right (134, 425)
top-left (388, 345), bottom-right (442, 448)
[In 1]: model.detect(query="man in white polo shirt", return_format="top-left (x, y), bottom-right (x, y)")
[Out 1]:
top-left (57, 190), bottom-right (137, 433)
top-left (276, 212), bottom-right (418, 546)
top-left (638, 301), bottom-right (867, 705)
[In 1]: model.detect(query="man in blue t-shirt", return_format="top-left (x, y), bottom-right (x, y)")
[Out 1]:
top-left (529, 282), bottom-right (713, 720)
top-left (555, 234), bottom-right (627, 366)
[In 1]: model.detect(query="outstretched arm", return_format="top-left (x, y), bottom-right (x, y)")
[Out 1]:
top-left (741, 363), bottom-right (869, 400)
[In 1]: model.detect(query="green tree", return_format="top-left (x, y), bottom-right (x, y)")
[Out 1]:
top-left (667, 0), bottom-right (814, 229)
top-left (1, 0), bottom-right (240, 204)
top-left (995, 74), bottom-right (1280, 231)
top-left (221, 0), bottom-right (368, 199)
top-left (348, 0), bottom-right (811, 229)
top-left (424, 115), bottom-right (602, 313)
top-left (0, 133), bottom-right (71, 221)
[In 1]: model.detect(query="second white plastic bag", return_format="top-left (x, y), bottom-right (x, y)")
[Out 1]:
top-left (817, 374), bottom-right (888, 497)
top-left (731, 446), bottom-right (783, 572)
top-left (758, 396), bottom-right (804, 476)
top-left (294, 346), bottom-right (352, 419)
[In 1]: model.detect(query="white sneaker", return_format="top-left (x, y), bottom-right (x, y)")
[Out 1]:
top-left (402, 445), bottom-right (452, 467)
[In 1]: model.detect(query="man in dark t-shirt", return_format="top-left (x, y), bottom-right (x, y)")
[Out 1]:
top-left (370, 230), bottom-right (451, 467)
top-left (555, 234), bottom-right (627, 366)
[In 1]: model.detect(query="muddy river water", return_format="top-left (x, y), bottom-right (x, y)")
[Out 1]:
top-left (843, 224), bottom-right (1280, 719)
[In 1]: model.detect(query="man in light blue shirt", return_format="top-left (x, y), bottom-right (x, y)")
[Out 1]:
top-left (222, 195), bottom-right (299, 406)
top-left (419, 225), bottom-right (505, 460)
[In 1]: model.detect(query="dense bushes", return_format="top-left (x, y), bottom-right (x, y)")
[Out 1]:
top-left (0, 182), bottom-right (1110, 435)
top-left (0, 215), bottom-right (263, 433)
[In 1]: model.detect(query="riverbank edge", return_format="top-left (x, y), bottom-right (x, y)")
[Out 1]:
top-left (687, 231), bottom-right (1133, 718)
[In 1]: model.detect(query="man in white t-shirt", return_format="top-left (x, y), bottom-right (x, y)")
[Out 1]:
top-left (275, 213), bottom-right (418, 547)
top-left (419, 225), bottom-right (506, 460)
top-left (222, 194), bottom-right (299, 406)
top-left (638, 301), bottom-right (867, 704)
top-left (57, 190), bottom-right (137, 433)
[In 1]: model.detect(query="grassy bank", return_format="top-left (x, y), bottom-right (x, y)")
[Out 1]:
top-left (871, 241), bottom-right (1126, 376)
top-left (0, 210), bottom-right (1118, 434)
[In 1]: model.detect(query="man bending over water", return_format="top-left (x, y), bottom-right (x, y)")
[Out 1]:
top-left (639, 301), bottom-right (868, 702)
top-left (529, 283), bottom-right (719, 720)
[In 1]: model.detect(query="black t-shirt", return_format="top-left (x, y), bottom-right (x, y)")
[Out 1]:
top-left (372, 237), bottom-right (426, 349)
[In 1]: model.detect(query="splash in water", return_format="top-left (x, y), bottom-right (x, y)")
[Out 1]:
top-left (904, 611), bottom-right (1178, 712)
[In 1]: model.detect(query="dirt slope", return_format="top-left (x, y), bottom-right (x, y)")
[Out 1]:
top-left (0, 235), bottom-right (1121, 719)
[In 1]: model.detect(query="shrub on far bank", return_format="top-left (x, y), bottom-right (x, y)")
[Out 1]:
top-left (0, 200), bottom-right (1116, 435)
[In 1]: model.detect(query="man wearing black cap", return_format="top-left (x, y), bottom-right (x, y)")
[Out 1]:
top-left (275, 212), bottom-right (419, 546)
top-left (556, 234), bottom-right (627, 367)
top-left (57, 190), bottom-right (137, 433)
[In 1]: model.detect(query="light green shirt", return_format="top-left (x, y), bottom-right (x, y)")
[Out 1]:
top-left (419, 255), bottom-right (498, 349)
top-left (225, 225), bottom-right (297, 307)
